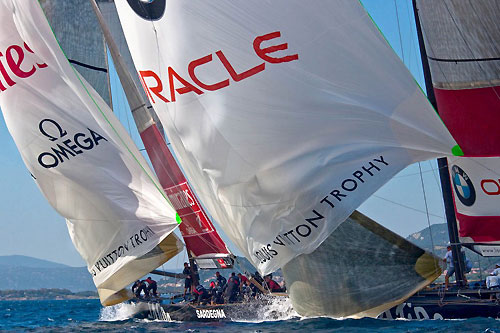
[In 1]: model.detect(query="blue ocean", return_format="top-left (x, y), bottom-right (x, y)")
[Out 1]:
top-left (1, 299), bottom-right (499, 332)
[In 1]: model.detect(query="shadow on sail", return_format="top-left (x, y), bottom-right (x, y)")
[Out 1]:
top-left (283, 210), bottom-right (440, 318)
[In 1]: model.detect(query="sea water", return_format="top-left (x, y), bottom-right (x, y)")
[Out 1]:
top-left (0, 299), bottom-right (499, 332)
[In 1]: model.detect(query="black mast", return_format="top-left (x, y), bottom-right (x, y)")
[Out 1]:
top-left (412, 0), bottom-right (466, 287)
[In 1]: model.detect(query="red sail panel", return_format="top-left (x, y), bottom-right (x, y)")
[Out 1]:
top-left (456, 213), bottom-right (500, 243)
top-left (140, 124), bottom-right (230, 257)
top-left (435, 86), bottom-right (500, 157)
top-left (417, 0), bottom-right (500, 244)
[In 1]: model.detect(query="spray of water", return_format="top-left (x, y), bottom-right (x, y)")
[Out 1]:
top-left (147, 302), bottom-right (172, 321)
top-left (258, 295), bottom-right (299, 321)
top-left (233, 295), bottom-right (299, 323)
top-left (99, 302), bottom-right (143, 321)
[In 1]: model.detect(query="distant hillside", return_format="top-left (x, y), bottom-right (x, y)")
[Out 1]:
top-left (0, 289), bottom-right (97, 300)
top-left (0, 255), bottom-right (69, 268)
top-left (0, 255), bottom-right (262, 293)
top-left (0, 255), bottom-right (95, 292)
top-left (407, 223), bottom-right (499, 277)
top-left (406, 223), bottom-right (449, 258)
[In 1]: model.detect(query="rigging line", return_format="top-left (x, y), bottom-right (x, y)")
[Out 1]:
top-left (468, 0), bottom-right (500, 56)
top-left (477, 252), bottom-right (483, 283)
top-left (418, 162), bottom-right (439, 279)
top-left (391, 162), bottom-right (452, 179)
top-left (428, 160), bottom-right (441, 188)
top-left (372, 194), bottom-right (444, 220)
top-left (404, 0), bottom-right (416, 74)
top-left (394, 0), bottom-right (405, 63)
top-left (392, 167), bottom-right (438, 179)
top-left (429, 160), bottom-right (446, 214)
top-left (465, 158), bottom-right (500, 178)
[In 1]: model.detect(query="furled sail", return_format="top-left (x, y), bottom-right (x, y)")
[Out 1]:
top-left (283, 211), bottom-right (441, 318)
top-left (93, 0), bottom-right (233, 268)
top-left (416, 0), bottom-right (500, 249)
top-left (0, 0), bottom-right (183, 306)
top-left (113, 0), bottom-right (461, 275)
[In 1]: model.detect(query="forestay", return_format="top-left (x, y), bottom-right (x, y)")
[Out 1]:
top-left (0, 0), bottom-right (182, 305)
top-left (114, 0), bottom-right (460, 274)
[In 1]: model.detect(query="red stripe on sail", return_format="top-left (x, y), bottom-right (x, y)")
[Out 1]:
top-left (457, 212), bottom-right (500, 243)
top-left (434, 86), bottom-right (500, 157)
top-left (140, 124), bottom-right (229, 256)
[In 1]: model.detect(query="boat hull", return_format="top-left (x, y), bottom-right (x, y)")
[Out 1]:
top-left (133, 296), bottom-right (289, 322)
top-left (379, 289), bottom-right (500, 319)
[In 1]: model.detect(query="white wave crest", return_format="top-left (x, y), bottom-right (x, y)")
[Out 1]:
top-left (235, 295), bottom-right (300, 323)
top-left (99, 302), bottom-right (142, 321)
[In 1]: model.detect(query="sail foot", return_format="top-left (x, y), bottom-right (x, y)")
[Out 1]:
top-left (97, 233), bottom-right (183, 306)
top-left (282, 211), bottom-right (441, 318)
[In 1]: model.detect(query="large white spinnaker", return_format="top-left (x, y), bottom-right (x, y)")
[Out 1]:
top-left (114, 0), bottom-right (460, 274)
top-left (0, 0), bottom-right (183, 305)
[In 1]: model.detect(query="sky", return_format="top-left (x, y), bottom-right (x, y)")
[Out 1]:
top-left (0, 0), bottom-right (449, 268)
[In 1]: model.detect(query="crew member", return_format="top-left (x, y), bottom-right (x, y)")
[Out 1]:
top-left (487, 264), bottom-right (500, 290)
top-left (131, 280), bottom-right (141, 296)
top-left (193, 284), bottom-right (211, 304)
top-left (146, 276), bottom-right (158, 297)
top-left (136, 280), bottom-right (149, 298)
top-left (238, 273), bottom-right (248, 290)
top-left (183, 262), bottom-right (192, 298)
top-left (265, 275), bottom-right (284, 292)
top-left (224, 272), bottom-right (240, 303)
top-left (253, 271), bottom-right (264, 285)
top-left (443, 245), bottom-right (468, 290)
top-left (215, 271), bottom-right (227, 288)
top-left (211, 280), bottom-right (224, 305)
top-left (250, 271), bottom-right (264, 297)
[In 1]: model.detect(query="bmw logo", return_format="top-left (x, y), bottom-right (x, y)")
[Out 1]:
top-left (451, 165), bottom-right (476, 206)
top-left (127, 0), bottom-right (166, 20)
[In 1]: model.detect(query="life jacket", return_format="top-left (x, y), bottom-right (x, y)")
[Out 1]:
top-left (194, 285), bottom-right (206, 295)
top-left (268, 280), bottom-right (280, 291)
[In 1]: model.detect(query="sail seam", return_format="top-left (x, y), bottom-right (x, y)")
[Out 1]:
top-left (68, 59), bottom-right (108, 72)
top-left (428, 56), bottom-right (500, 63)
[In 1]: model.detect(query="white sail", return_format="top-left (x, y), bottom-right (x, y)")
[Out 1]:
top-left (114, 0), bottom-right (459, 274)
top-left (448, 157), bottom-right (500, 252)
top-left (0, 0), bottom-right (183, 305)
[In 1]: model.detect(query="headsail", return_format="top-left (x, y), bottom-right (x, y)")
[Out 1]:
top-left (283, 211), bottom-right (441, 318)
top-left (416, 0), bottom-right (500, 250)
top-left (0, 0), bottom-right (183, 305)
top-left (93, 0), bottom-right (233, 268)
top-left (113, 0), bottom-right (460, 274)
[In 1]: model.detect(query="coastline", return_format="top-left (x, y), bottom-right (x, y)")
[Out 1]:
top-left (0, 288), bottom-right (98, 301)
